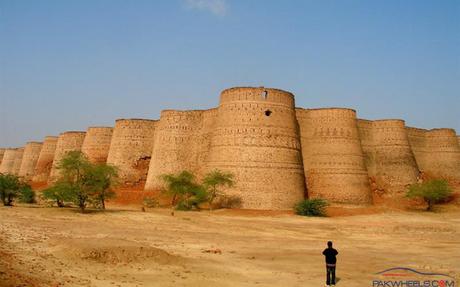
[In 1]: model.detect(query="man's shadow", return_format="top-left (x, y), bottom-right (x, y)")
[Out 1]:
top-left (336, 277), bottom-right (341, 284)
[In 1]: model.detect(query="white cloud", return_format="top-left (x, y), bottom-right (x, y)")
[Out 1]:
top-left (184, 0), bottom-right (228, 16)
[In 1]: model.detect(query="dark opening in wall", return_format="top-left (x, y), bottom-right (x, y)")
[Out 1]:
top-left (261, 90), bottom-right (268, 100)
top-left (265, 110), bottom-right (272, 116)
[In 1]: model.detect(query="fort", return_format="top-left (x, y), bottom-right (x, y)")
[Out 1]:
top-left (1, 87), bottom-right (459, 210)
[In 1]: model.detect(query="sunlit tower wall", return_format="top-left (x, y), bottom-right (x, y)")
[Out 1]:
top-left (423, 129), bottom-right (460, 181)
top-left (357, 119), bottom-right (376, 176)
top-left (33, 136), bottom-right (58, 183)
top-left (18, 142), bottom-right (43, 180)
top-left (406, 127), bottom-right (428, 169)
top-left (296, 108), bottom-right (372, 205)
top-left (49, 131), bottom-right (86, 182)
top-left (0, 148), bottom-right (5, 167)
top-left (145, 110), bottom-right (204, 190)
top-left (106, 119), bottom-right (156, 185)
top-left (205, 87), bottom-right (306, 210)
top-left (11, 147), bottom-right (25, 176)
top-left (196, 108), bottom-right (218, 178)
top-left (0, 148), bottom-right (18, 174)
top-left (364, 120), bottom-right (419, 196)
top-left (81, 127), bottom-right (113, 164)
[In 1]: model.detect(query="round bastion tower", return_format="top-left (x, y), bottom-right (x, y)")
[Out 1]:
top-left (106, 119), bottom-right (156, 185)
top-left (49, 131), bottom-right (86, 183)
top-left (296, 108), bottom-right (372, 204)
top-left (0, 148), bottom-right (19, 174)
top-left (81, 127), bottom-right (114, 164)
top-left (205, 87), bottom-right (306, 210)
top-left (18, 141), bottom-right (43, 179)
top-left (11, 147), bottom-right (25, 176)
top-left (33, 136), bottom-right (58, 183)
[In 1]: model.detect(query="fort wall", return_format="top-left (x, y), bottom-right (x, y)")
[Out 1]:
top-left (11, 147), bottom-right (25, 176)
top-left (81, 127), bottom-right (113, 163)
top-left (33, 136), bottom-right (58, 183)
top-left (205, 87), bottom-right (305, 210)
top-left (359, 120), bottom-right (419, 196)
top-left (0, 149), bottom-right (18, 174)
top-left (423, 129), bottom-right (460, 181)
top-left (145, 110), bottom-right (204, 190)
top-left (18, 142), bottom-right (43, 179)
top-left (106, 119), bottom-right (156, 185)
top-left (0, 148), bottom-right (5, 167)
top-left (49, 132), bottom-right (86, 182)
top-left (296, 108), bottom-right (372, 204)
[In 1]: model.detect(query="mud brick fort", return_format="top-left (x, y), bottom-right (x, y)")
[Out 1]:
top-left (1, 87), bottom-right (459, 210)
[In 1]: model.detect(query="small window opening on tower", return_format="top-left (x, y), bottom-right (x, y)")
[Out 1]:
top-left (261, 90), bottom-right (268, 100)
top-left (265, 109), bottom-right (272, 116)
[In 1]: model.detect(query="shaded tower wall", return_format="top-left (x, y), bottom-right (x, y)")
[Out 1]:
top-left (81, 127), bottom-right (113, 163)
top-left (423, 129), bottom-right (460, 181)
top-left (196, 108), bottom-right (218, 178)
top-left (49, 132), bottom-right (86, 182)
top-left (18, 142), bottom-right (43, 179)
top-left (145, 110), bottom-right (204, 190)
top-left (0, 148), bottom-right (5, 167)
top-left (205, 87), bottom-right (306, 210)
top-left (0, 149), bottom-right (18, 174)
top-left (33, 136), bottom-right (58, 183)
top-left (359, 120), bottom-right (419, 195)
top-left (106, 119), bottom-right (156, 185)
top-left (296, 108), bottom-right (372, 204)
top-left (357, 119), bottom-right (376, 176)
top-left (406, 127), bottom-right (428, 169)
top-left (11, 147), bottom-right (25, 175)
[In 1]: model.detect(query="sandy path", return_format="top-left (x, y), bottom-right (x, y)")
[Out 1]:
top-left (0, 205), bottom-right (459, 286)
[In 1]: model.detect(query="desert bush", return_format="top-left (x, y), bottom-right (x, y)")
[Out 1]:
top-left (295, 198), bottom-right (328, 217)
top-left (0, 174), bottom-right (21, 206)
top-left (42, 181), bottom-right (75, 207)
top-left (18, 184), bottom-right (36, 203)
top-left (406, 179), bottom-right (452, 211)
top-left (203, 169), bottom-right (234, 211)
top-left (143, 196), bottom-right (159, 208)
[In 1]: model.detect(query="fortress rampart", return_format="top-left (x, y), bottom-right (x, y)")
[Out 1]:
top-left (0, 148), bottom-right (19, 174)
top-left (359, 120), bottom-right (419, 195)
top-left (18, 142), bottom-right (43, 179)
top-left (49, 131), bottom-right (86, 182)
top-left (3, 86), bottom-right (460, 210)
top-left (145, 110), bottom-right (204, 190)
top-left (206, 87), bottom-right (305, 209)
top-left (11, 147), bottom-right (25, 176)
top-left (33, 136), bottom-right (58, 183)
top-left (297, 108), bottom-right (372, 204)
top-left (81, 127), bottom-right (113, 163)
top-left (106, 119), bottom-right (156, 185)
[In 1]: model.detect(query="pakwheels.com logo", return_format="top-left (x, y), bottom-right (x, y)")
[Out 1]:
top-left (372, 267), bottom-right (456, 287)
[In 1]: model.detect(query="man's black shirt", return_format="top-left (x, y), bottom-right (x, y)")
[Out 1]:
top-left (322, 247), bottom-right (338, 264)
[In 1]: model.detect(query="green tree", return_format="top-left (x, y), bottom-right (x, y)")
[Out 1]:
top-left (202, 169), bottom-right (234, 211)
top-left (83, 163), bottom-right (118, 210)
top-left (294, 199), bottom-right (329, 217)
top-left (406, 179), bottom-right (452, 211)
top-left (160, 171), bottom-right (207, 213)
top-left (18, 184), bottom-right (36, 203)
top-left (42, 181), bottom-right (74, 207)
top-left (0, 174), bottom-right (21, 206)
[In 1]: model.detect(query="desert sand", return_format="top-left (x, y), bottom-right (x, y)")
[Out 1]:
top-left (0, 204), bottom-right (459, 287)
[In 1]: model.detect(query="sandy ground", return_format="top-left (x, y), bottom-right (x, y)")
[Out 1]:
top-left (0, 204), bottom-right (459, 287)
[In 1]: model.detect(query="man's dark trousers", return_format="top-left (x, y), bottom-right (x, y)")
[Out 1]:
top-left (326, 265), bottom-right (336, 285)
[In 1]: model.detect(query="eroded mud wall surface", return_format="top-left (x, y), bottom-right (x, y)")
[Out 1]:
top-left (49, 132), bottom-right (86, 182)
top-left (33, 136), bottom-right (58, 183)
top-left (81, 127), bottom-right (113, 163)
top-left (0, 149), bottom-right (18, 174)
top-left (106, 119), bottom-right (156, 185)
top-left (18, 142), bottom-right (43, 179)
top-left (297, 108), bottom-right (372, 204)
top-left (145, 111), bottom-right (204, 190)
top-left (205, 87), bottom-right (306, 210)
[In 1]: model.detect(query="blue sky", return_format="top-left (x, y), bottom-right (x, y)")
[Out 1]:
top-left (1, 0), bottom-right (459, 147)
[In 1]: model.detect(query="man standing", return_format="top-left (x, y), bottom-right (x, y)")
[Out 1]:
top-left (322, 241), bottom-right (338, 286)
